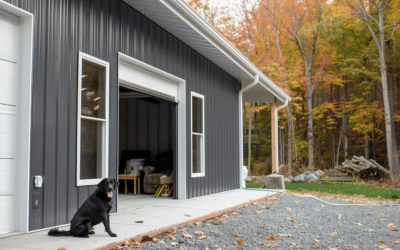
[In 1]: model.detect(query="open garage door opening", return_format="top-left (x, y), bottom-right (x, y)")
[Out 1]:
top-left (118, 86), bottom-right (177, 200)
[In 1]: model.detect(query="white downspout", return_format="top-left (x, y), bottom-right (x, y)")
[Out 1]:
top-left (274, 99), bottom-right (289, 173)
top-left (239, 75), bottom-right (259, 188)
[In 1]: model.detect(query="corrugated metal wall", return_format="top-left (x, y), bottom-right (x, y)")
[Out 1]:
top-left (119, 98), bottom-right (176, 167)
top-left (6, 0), bottom-right (241, 231)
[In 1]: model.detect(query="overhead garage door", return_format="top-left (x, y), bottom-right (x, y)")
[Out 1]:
top-left (0, 9), bottom-right (20, 234)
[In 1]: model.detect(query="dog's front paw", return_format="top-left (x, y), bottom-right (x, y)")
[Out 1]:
top-left (110, 233), bottom-right (117, 237)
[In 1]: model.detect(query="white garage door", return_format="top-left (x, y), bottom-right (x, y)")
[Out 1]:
top-left (0, 9), bottom-right (20, 234)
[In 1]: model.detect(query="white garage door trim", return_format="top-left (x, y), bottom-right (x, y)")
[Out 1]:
top-left (0, 1), bottom-right (33, 233)
top-left (118, 53), bottom-right (180, 103)
top-left (118, 52), bottom-right (187, 200)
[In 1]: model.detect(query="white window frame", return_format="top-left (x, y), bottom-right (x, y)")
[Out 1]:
top-left (191, 92), bottom-right (205, 178)
top-left (76, 52), bottom-right (109, 186)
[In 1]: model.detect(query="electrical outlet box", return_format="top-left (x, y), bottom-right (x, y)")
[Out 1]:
top-left (34, 175), bottom-right (42, 188)
top-left (33, 194), bottom-right (40, 209)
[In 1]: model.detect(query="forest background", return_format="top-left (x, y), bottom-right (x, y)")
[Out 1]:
top-left (186, 0), bottom-right (400, 181)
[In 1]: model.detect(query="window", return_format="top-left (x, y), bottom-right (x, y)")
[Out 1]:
top-left (191, 92), bottom-right (205, 177)
top-left (77, 52), bottom-right (109, 186)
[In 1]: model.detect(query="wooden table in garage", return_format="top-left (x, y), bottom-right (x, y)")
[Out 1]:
top-left (118, 174), bottom-right (141, 194)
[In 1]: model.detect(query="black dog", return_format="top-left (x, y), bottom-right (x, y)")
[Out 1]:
top-left (48, 178), bottom-right (118, 238)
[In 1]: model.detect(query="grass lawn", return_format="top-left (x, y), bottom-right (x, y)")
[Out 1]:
top-left (246, 182), bottom-right (400, 200)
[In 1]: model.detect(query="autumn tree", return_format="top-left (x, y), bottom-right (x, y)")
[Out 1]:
top-left (262, 0), bottom-right (328, 170)
top-left (186, 0), bottom-right (234, 32)
top-left (337, 0), bottom-right (400, 178)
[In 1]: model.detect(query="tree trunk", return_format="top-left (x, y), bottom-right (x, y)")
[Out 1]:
top-left (388, 75), bottom-right (400, 174)
top-left (287, 107), bottom-right (293, 176)
top-left (357, 0), bottom-right (400, 178)
top-left (254, 104), bottom-right (258, 135)
top-left (243, 103), bottom-right (247, 135)
top-left (279, 118), bottom-right (285, 166)
top-left (307, 64), bottom-right (314, 170)
top-left (365, 138), bottom-right (369, 159)
top-left (317, 127), bottom-right (321, 168)
top-left (343, 114), bottom-right (348, 160)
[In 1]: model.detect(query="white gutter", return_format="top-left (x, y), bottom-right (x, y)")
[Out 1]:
top-left (274, 99), bottom-right (289, 173)
top-left (239, 75), bottom-right (259, 188)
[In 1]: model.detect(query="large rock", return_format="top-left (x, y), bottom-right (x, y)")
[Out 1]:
top-left (294, 174), bottom-right (305, 183)
top-left (303, 171), bottom-right (313, 176)
top-left (314, 170), bottom-right (322, 178)
top-left (305, 173), bottom-right (318, 183)
top-left (263, 174), bottom-right (285, 190)
top-left (288, 175), bottom-right (294, 180)
top-left (284, 178), bottom-right (291, 183)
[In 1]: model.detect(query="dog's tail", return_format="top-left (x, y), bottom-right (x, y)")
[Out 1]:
top-left (48, 228), bottom-right (72, 236)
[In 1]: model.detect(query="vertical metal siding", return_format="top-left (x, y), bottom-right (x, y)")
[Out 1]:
top-left (118, 98), bottom-right (176, 165)
top-left (6, 0), bottom-right (241, 230)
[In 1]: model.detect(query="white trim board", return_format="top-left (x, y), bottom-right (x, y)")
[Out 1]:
top-left (76, 52), bottom-right (110, 186)
top-left (0, 0), bottom-right (34, 233)
top-left (117, 53), bottom-right (187, 200)
top-left (118, 52), bottom-right (181, 103)
top-left (190, 92), bottom-right (205, 178)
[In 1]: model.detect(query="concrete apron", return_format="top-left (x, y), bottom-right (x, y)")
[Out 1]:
top-left (0, 189), bottom-right (281, 250)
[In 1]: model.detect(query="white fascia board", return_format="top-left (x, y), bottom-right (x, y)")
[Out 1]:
top-left (165, 0), bottom-right (291, 103)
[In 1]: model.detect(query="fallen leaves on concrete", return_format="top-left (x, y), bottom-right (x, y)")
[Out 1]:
top-left (268, 235), bottom-right (277, 241)
top-left (331, 232), bottom-right (338, 236)
top-left (131, 242), bottom-right (141, 248)
top-left (285, 218), bottom-right (297, 223)
top-left (141, 235), bottom-right (153, 243)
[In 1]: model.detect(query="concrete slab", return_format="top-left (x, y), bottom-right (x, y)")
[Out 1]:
top-left (0, 189), bottom-right (278, 250)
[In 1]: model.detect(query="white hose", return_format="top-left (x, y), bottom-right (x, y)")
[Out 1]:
top-left (244, 188), bottom-right (400, 206)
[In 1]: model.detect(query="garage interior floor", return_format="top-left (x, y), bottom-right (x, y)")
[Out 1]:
top-left (0, 189), bottom-right (280, 250)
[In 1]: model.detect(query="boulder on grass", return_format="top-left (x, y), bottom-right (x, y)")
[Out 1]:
top-left (294, 174), bottom-right (305, 183)
top-left (303, 171), bottom-right (312, 176)
top-left (263, 174), bottom-right (285, 189)
top-left (284, 178), bottom-right (291, 183)
top-left (288, 175), bottom-right (294, 180)
top-left (314, 170), bottom-right (322, 178)
top-left (305, 173), bottom-right (318, 183)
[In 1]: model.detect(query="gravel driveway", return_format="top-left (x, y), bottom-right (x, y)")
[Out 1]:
top-left (122, 193), bottom-right (400, 249)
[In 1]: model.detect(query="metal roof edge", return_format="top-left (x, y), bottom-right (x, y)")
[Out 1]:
top-left (166, 0), bottom-right (291, 102)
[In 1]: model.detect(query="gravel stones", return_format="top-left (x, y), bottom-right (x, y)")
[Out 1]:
top-left (121, 194), bottom-right (400, 249)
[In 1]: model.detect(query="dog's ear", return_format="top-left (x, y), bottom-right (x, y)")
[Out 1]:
top-left (97, 178), bottom-right (106, 191)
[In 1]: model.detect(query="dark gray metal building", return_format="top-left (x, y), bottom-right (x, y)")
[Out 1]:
top-left (0, 0), bottom-right (290, 234)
